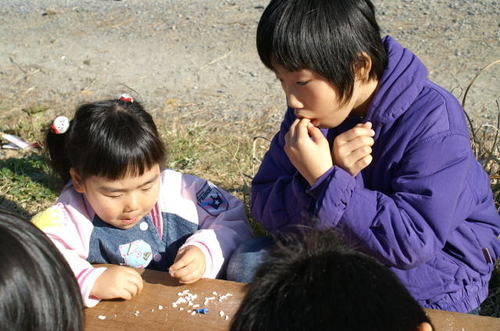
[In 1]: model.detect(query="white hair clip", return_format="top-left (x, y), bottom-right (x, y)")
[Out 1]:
top-left (50, 116), bottom-right (70, 134)
top-left (119, 93), bottom-right (134, 103)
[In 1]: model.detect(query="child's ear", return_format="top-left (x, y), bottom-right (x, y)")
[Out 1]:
top-left (69, 168), bottom-right (85, 193)
top-left (353, 52), bottom-right (372, 82)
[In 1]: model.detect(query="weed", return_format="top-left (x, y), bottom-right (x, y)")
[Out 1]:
top-left (461, 59), bottom-right (500, 315)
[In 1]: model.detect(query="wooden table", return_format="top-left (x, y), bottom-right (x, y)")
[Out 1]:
top-left (85, 269), bottom-right (500, 331)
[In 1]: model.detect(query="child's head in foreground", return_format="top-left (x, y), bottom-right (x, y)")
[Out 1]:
top-left (257, 0), bottom-right (387, 123)
top-left (231, 229), bottom-right (433, 331)
top-left (46, 95), bottom-right (166, 230)
top-left (0, 208), bottom-right (83, 331)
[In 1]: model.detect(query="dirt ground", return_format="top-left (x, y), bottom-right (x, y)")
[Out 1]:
top-left (0, 0), bottom-right (499, 129)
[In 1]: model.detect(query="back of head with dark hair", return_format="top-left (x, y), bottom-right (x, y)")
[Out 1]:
top-left (257, 0), bottom-right (387, 103)
top-left (231, 229), bottom-right (432, 331)
top-left (46, 98), bottom-right (166, 184)
top-left (0, 208), bottom-right (84, 331)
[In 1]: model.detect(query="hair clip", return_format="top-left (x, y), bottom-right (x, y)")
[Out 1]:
top-left (50, 116), bottom-right (70, 134)
top-left (119, 93), bottom-right (134, 103)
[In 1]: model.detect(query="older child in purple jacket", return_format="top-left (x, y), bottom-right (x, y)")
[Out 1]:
top-left (228, 0), bottom-right (500, 314)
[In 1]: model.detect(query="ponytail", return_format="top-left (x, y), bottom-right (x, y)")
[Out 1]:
top-left (45, 118), bottom-right (72, 184)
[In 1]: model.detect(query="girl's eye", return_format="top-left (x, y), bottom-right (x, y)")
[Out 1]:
top-left (106, 194), bottom-right (122, 199)
top-left (142, 186), bottom-right (152, 191)
top-left (296, 80), bottom-right (310, 86)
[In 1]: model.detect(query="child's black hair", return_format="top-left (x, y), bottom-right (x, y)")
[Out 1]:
top-left (231, 229), bottom-right (433, 331)
top-left (257, 0), bottom-right (387, 103)
top-left (46, 97), bottom-right (166, 183)
top-left (0, 208), bottom-right (84, 331)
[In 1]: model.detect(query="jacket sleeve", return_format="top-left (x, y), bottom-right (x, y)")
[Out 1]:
top-left (316, 132), bottom-right (483, 268)
top-left (32, 204), bottom-right (107, 307)
top-left (251, 107), bottom-right (318, 232)
top-left (179, 174), bottom-right (252, 278)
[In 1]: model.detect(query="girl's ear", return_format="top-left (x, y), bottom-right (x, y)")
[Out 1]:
top-left (69, 168), bottom-right (85, 193)
top-left (353, 52), bottom-right (373, 82)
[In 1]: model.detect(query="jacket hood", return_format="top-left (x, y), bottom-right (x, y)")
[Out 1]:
top-left (365, 36), bottom-right (428, 124)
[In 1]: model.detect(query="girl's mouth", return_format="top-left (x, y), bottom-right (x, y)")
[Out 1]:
top-left (295, 112), bottom-right (319, 127)
top-left (121, 217), bottom-right (137, 225)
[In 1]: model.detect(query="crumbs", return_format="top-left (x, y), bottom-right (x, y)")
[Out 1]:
top-left (95, 289), bottom-right (234, 322)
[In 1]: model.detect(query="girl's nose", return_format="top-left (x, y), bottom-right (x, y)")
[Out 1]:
top-left (124, 193), bottom-right (139, 212)
top-left (287, 93), bottom-right (303, 109)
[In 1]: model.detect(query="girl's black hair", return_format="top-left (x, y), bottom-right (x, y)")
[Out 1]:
top-left (231, 229), bottom-right (433, 331)
top-left (0, 208), bottom-right (84, 331)
top-left (257, 0), bottom-right (387, 103)
top-left (46, 98), bottom-right (166, 183)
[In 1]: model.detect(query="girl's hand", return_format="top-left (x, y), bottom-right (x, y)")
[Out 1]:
top-left (332, 122), bottom-right (375, 176)
top-left (285, 118), bottom-right (333, 186)
top-left (169, 245), bottom-right (206, 284)
top-left (91, 265), bottom-right (143, 300)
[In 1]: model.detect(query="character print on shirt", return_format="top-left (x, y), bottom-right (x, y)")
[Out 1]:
top-left (196, 181), bottom-right (229, 216)
top-left (119, 239), bottom-right (153, 268)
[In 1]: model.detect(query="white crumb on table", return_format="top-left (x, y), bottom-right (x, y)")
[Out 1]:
top-left (203, 296), bottom-right (215, 305)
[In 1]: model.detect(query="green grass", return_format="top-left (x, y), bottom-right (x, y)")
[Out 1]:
top-left (0, 153), bottom-right (58, 217)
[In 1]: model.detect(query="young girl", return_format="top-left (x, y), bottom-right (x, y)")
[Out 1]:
top-left (239, 0), bottom-right (500, 313)
top-left (33, 94), bottom-right (251, 307)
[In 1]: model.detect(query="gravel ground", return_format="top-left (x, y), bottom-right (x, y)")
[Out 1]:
top-left (0, 0), bottom-right (499, 128)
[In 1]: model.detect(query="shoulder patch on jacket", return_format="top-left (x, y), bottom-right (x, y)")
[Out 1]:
top-left (32, 205), bottom-right (66, 230)
top-left (196, 181), bottom-right (229, 216)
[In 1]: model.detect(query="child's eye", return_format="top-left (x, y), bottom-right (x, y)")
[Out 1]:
top-left (296, 80), bottom-right (310, 86)
top-left (142, 186), bottom-right (152, 191)
top-left (106, 194), bottom-right (122, 199)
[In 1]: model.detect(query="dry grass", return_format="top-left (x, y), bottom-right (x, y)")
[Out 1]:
top-left (460, 59), bottom-right (500, 316)
top-left (157, 99), bottom-right (276, 235)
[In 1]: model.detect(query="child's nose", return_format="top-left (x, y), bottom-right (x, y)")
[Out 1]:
top-left (287, 93), bottom-right (303, 109)
top-left (124, 193), bottom-right (139, 212)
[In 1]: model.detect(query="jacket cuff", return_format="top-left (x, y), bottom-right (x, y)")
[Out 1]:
top-left (307, 167), bottom-right (335, 199)
top-left (315, 166), bottom-right (356, 228)
top-left (78, 267), bottom-right (107, 308)
top-left (180, 241), bottom-right (216, 279)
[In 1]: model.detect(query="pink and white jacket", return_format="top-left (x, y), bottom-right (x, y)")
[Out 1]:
top-left (32, 169), bottom-right (251, 307)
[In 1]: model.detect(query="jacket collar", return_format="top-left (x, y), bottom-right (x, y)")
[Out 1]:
top-left (365, 36), bottom-right (428, 124)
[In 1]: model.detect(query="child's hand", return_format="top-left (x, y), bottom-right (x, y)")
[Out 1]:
top-left (91, 265), bottom-right (143, 300)
top-left (332, 122), bottom-right (375, 176)
top-left (169, 245), bottom-right (206, 284)
top-left (285, 118), bottom-right (333, 186)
